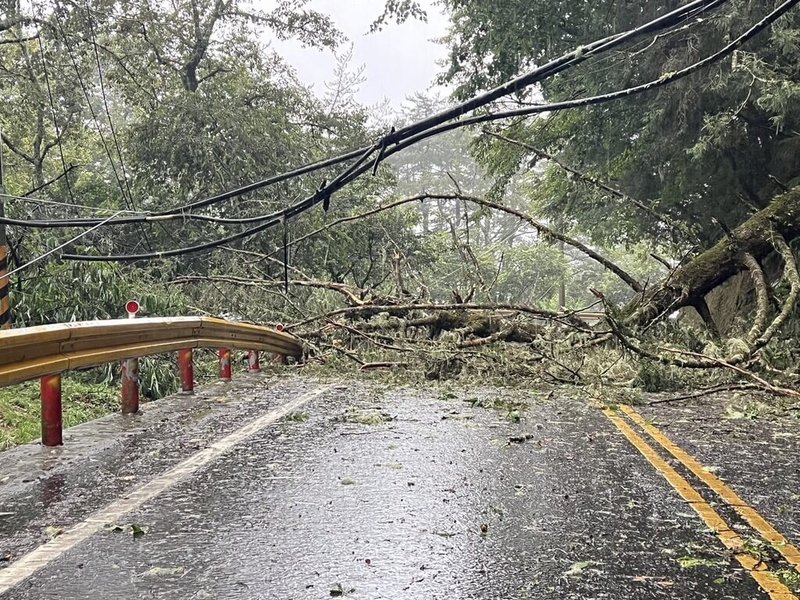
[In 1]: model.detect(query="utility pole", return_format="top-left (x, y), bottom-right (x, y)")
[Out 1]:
top-left (0, 129), bottom-right (12, 330)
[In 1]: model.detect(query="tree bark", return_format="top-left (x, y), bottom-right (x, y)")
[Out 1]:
top-left (627, 187), bottom-right (800, 325)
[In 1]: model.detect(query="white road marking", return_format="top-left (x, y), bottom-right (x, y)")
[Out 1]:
top-left (0, 385), bottom-right (330, 595)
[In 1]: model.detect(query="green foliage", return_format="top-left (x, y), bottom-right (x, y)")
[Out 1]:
top-left (633, 362), bottom-right (687, 393)
top-left (371, 0), bottom-right (427, 32)
top-left (441, 0), bottom-right (800, 247)
top-left (11, 262), bottom-right (187, 326)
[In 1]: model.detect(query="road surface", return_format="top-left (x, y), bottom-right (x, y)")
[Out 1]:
top-left (0, 374), bottom-right (798, 599)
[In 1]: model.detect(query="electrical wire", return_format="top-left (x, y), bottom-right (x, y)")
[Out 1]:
top-left (54, 11), bottom-right (130, 210)
top-left (7, 0), bottom-right (787, 249)
top-left (86, 7), bottom-right (136, 210)
top-left (58, 0), bottom-right (792, 264)
top-left (5, 0), bottom-right (733, 232)
top-left (0, 191), bottom-right (139, 213)
top-left (62, 0), bottom-right (734, 223)
top-left (0, 212), bottom-right (123, 280)
top-left (36, 34), bottom-right (76, 203)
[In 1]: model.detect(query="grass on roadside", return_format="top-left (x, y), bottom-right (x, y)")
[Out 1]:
top-left (0, 376), bottom-right (118, 450)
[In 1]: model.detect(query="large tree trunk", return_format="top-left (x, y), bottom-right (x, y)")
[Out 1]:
top-left (628, 187), bottom-right (800, 325)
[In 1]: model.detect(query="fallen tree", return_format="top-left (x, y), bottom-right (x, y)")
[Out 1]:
top-left (627, 186), bottom-right (800, 326)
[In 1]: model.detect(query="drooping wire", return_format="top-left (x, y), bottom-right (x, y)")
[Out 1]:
top-left (1, 191), bottom-right (140, 214)
top-left (54, 11), bottom-right (129, 208)
top-left (15, 0), bottom-right (786, 265)
top-left (0, 211), bottom-right (123, 281)
top-left (85, 6), bottom-right (136, 211)
top-left (71, 0), bottom-right (735, 222)
top-left (84, 5), bottom-right (155, 253)
top-left (42, 0), bottom-right (788, 258)
top-left (5, 0), bottom-right (730, 233)
top-left (36, 34), bottom-right (76, 204)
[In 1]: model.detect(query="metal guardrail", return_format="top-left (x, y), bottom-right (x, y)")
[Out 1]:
top-left (0, 317), bottom-right (301, 386)
top-left (0, 317), bottom-right (303, 446)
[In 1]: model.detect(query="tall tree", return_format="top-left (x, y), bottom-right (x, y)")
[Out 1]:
top-left (440, 0), bottom-right (800, 249)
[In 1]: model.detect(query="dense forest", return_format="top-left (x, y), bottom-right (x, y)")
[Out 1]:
top-left (1, 0), bottom-right (799, 413)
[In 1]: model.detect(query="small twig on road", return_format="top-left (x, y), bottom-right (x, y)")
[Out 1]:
top-left (647, 384), bottom-right (761, 405)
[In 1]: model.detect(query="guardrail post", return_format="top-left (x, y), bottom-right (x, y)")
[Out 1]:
top-left (273, 323), bottom-right (287, 365)
top-left (178, 349), bottom-right (194, 393)
top-left (248, 351), bottom-right (261, 373)
top-left (40, 374), bottom-right (62, 446)
top-left (219, 348), bottom-right (232, 381)
top-left (121, 358), bottom-right (139, 414)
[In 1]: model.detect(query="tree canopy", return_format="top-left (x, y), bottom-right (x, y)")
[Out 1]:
top-left (440, 0), bottom-right (800, 248)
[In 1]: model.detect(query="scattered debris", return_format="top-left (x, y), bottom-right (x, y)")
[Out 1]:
top-left (105, 523), bottom-right (147, 539)
top-left (329, 583), bottom-right (355, 597)
top-left (564, 560), bottom-right (601, 577)
top-left (139, 566), bottom-right (187, 578)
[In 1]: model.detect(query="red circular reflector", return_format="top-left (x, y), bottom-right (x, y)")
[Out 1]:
top-left (125, 300), bottom-right (140, 315)
top-left (276, 323), bottom-right (285, 332)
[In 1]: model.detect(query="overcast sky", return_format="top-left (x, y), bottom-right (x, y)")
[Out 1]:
top-left (269, 0), bottom-right (450, 110)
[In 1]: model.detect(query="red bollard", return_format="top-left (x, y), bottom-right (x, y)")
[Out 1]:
top-left (179, 349), bottom-right (194, 393)
top-left (248, 350), bottom-right (261, 373)
top-left (219, 348), bottom-right (232, 381)
top-left (273, 323), bottom-right (288, 365)
top-left (40, 374), bottom-right (63, 447)
top-left (121, 357), bottom-right (140, 414)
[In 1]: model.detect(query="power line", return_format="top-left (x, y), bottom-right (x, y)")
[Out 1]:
top-left (0, 191), bottom-right (139, 213)
top-left (0, 211), bottom-right (123, 280)
top-left (16, 0), bottom-right (777, 264)
top-left (86, 7), bottom-right (136, 210)
top-left (5, 0), bottom-right (732, 233)
top-left (55, 0), bottom-right (794, 266)
top-left (36, 34), bottom-right (76, 204)
top-left (64, 0), bottom-right (734, 223)
top-left (54, 11), bottom-right (130, 210)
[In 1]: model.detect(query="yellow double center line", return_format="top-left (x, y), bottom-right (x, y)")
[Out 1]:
top-left (603, 404), bottom-right (799, 600)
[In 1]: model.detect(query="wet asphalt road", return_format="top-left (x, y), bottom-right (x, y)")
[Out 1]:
top-left (0, 374), bottom-right (798, 599)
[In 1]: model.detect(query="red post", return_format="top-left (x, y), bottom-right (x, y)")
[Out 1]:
top-left (248, 350), bottom-right (261, 373)
top-left (178, 348), bottom-right (194, 393)
top-left (219, 348), bottom-right (232, 381)
top-left (274, 323), bottom-right (287, 365)
top-left (40, 374), bottom-right (62, 447)
top-left (121, 357), bottom-right (140, 414)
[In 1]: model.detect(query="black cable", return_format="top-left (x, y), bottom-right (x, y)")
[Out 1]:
top-left (54, 12), bottom-right (128, 207)
top-left (36, 34), bottom-right (76, 203)
top-left (44, 0), bottom-right (733, 227)
top-left (3, 0), bottom-right (728, 232)
top-left (86, 8), bottom-right (136, 210)
top-left (379, 0), bottom-right (730, 141)
top-left (157, 0), bottom-right (727, 218)
top-left (61, 143), bottom-right (380, 260)
top-left (85, 6), bottom-right (156, 253)
top-left (157, 146), bottom-right (369, 216)
top-left (42, 0), bottom-right (779, 264)
top-left (18, 0), bottom-right (779, 238)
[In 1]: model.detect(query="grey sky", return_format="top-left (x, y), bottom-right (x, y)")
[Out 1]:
top-left (269, 0), bottom-right (450, 109)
